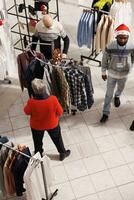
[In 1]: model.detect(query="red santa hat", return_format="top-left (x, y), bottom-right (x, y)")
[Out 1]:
top-left (115, 24), bottom-right (130, 36)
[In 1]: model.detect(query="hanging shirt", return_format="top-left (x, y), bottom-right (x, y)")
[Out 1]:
top-left (109, 2), bottom-right (132, 29)
top-left (12, 147), bottom-right (31, 196)
top-left (101, 16), bottom-right (109, 51)
top-left (0, 139), bottom-right (11, 199)
top-left (107, 18), bottom-right (114, 45)
top-left (24, 152), bottom-right (54, 200)
top-left (95, 14), bottom-right (105, 54)
top-left (64, 67), bottom-right (88, 111)
top-left (3, 151), bottom-right (16, 196)
top-left (52, 67), bottom-right (71, 112)
top-left (93, 0), bottom-right (113, 9)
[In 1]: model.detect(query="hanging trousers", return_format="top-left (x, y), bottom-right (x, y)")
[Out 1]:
top-left (31, 124), bottom-right (66, 156)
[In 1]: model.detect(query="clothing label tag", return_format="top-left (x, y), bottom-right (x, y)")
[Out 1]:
top-left (116, 63), bottom-right (124, 69)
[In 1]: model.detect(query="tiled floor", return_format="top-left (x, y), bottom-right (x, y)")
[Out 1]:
top-left (1, 0), bottom-right (134, 200)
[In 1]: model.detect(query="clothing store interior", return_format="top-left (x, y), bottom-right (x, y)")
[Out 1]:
top-left (1, 0), bottom-right (134, 200)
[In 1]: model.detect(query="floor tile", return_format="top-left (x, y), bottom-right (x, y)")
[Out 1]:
top-left (61, 129), bottom-right (75, 146)
top-left (95, 135), bottom-right (117, 153)
top-left (77, 193), bottom-right (99, 200)
top-left (0, 118), bottom-right (12, 134)
top-left (0, 110), bottom-right (9, 119)
top-left (10, 115), bottom-right (29, 130)
top-left (98, 188), bottom-right (122, 200)
top-left (88, 124), bottom-right (110, 138)
top-left (83, 155), bottom-right (107, 174)
top-left (82, 110), bottom-right (100, 125)
top-left (64, 159), bottom-right (88, 180)
top-left (77, 140), bottom-right (99, 158)
top-left (52, 165), bottom-right (68, 184)
top-left (13, 127), bottom-right (32, 144)
top-left (119, 182), bottom-right (134, 200)
top-left (118, 102), bottom-right (134, 117)
top-left (43, 134), bottom-right (57, 152)
top-left (70, 176), bottom-right (95, 198)
top-left (102, 149), bottom-right (126, 168)
top-left (110, 165), bottom-right (134, 186)
top-left (123, 88), bottom-right (134, 102)
top-left (59, 116), bottom-right (69, 130)
top-left (8, 104), bottom-right (24, 117)
top-left (13, 97), bottom-right (23, 105)
top-left (112, 130), bottom-right (134, 148)
top-left (46, 149), bottom-right (63, 167)
top-left (70, 125), bottom-right (93, 144)
top-left (50, 182), bottom-right (75, 200)
top-left (106, 118), bottom-right (127, 134)
top-left (90, 170), bottom-right (115, 192)
top-left (65, 114), bottom-right (85, 128)
top-left (120, 146), bottom-right (134, 163)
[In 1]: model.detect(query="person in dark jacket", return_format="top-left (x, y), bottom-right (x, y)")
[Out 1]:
top-left (24, 78), bottom-right (70, 161)
top-left (31, 14), bottom-right (70, 60)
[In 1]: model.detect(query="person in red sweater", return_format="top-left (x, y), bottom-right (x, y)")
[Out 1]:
top-left (24, 78), bottom-right (70, 161)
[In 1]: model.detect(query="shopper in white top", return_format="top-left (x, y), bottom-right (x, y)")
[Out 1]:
top-left (32, 14), bottom-right (70, 60)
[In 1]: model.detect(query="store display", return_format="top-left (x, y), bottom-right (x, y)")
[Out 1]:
top-left (0, 0), bottom-right (17, 79)
top-left (7, 0), bottom-right (59, 51)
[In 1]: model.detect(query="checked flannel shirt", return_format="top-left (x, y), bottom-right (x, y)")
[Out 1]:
top-left (64, 67), bottom-right (87, 111)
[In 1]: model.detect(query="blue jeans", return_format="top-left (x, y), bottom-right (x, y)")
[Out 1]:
top-left (103, 76), bottom-right (127, 116)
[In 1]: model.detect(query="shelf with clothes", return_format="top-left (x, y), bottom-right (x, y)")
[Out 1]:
top-left (0, 136), bottom-right (57, 200)
top-left (77, 4), bottom-right (112, 66)
top-left (6, 0), bottom-right (60, 51)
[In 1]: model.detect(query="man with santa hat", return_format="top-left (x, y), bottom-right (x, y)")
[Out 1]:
top-left (100, 24), bottom-right (134, 123)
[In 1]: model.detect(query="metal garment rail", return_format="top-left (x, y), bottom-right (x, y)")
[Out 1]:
top-left (0, 142), bottom-right (58, 200)
top-left (79, 5), bottom-right (110, 66)
top-left (7, 0), bottom-right (60, 51)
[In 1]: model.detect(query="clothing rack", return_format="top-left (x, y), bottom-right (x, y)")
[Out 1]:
top-left (0, 141), bottom-right (58, 200)
top-left (7, 0), bottom-right (60, 51)
top-left (79, 5), bottom-right (109, 66)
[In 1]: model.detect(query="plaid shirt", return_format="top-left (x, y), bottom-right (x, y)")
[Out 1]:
top-left (64, 68), bottom-right (87, 111)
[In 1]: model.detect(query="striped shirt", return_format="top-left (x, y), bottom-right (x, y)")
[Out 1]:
top-left (34, 19), bottom-right (67, 42)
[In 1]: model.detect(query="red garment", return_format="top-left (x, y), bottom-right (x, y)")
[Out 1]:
top-left (24, 96), bottom-right (63, 130)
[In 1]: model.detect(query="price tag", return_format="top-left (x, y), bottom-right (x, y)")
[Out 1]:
top-left (116, 63), bottom-right (124, 69)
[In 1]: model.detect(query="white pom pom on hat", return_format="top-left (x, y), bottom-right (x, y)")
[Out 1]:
top-left (115, 24), bottom-right (130, 36)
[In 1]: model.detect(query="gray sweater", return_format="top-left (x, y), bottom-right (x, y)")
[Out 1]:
top-left (101, 40), bottom-right (134, 79)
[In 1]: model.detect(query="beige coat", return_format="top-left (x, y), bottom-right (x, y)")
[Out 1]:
top-left (101, 16), bottom-right (109, 51)
top-left (95, 15), bottom-right (105, 54)
top-left (107, 18), bottom-right (115, 45)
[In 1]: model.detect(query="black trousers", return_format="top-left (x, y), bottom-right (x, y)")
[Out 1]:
top-left (31, 124), bottom-right (66, 156)
top-left (40, 37), bottom-right (61, 60)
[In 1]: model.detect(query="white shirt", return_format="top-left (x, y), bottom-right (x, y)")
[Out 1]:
top-left (24, 153), bottom-right (54, 200)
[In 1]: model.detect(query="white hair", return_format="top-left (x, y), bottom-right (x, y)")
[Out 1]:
top-left (32, 78), bottom-right (46, 95)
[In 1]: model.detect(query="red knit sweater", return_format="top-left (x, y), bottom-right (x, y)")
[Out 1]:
top-left (24, 96), bottom-right (63, 130)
